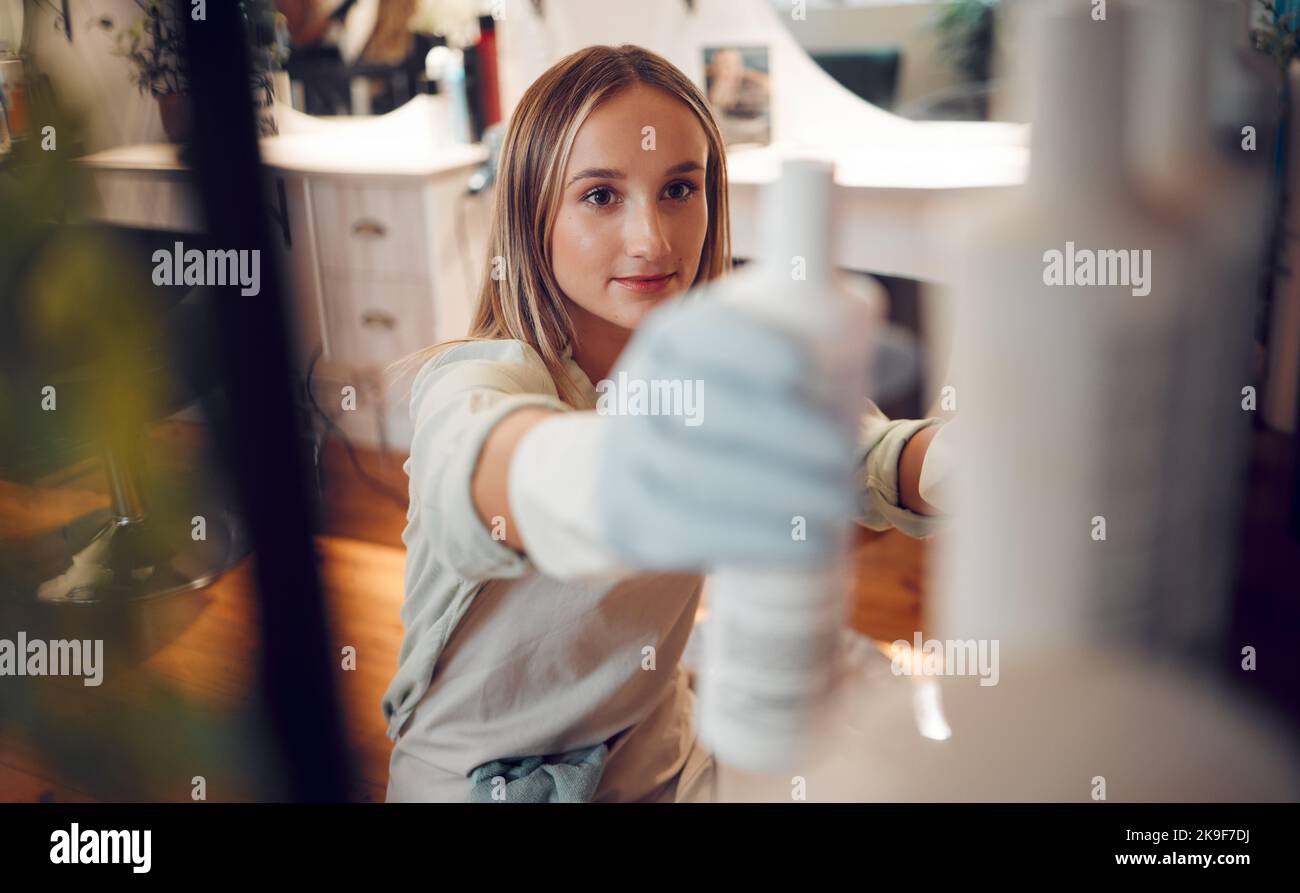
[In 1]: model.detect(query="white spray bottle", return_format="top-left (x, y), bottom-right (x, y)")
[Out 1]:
top-left (696, 158), bottom-right (877, 773)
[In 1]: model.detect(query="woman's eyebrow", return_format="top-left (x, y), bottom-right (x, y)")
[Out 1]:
top-left (567, 160), bottom-right (705, 186)
top-left (663, 160), bottom-right (705, 176)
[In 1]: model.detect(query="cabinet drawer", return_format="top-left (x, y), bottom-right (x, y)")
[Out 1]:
top-left (85, 170), bottom-right (201, 231)
top-left (310, 181), bottom-right (431, 277)
top-left (319, 273), bottom-right (437, 368)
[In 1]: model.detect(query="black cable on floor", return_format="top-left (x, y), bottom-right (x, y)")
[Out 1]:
top-left (305, 345), bottom-right (409, 509)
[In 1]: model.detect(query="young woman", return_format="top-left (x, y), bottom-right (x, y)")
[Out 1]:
top-left (382, 44), bottom-right (946, 803)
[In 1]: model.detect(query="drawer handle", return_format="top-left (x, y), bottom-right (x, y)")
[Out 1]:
top-left (351, 218), bottom-right (388, 238)
top-left (361, 309), bottom-right (397, 330)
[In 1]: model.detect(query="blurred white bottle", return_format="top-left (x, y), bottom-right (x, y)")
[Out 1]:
top-left (696, 158), bottom-right (877, 773)
top-left (712, 1), bottom-right (1300, 802)
top-left (937, 0), bottom-right (1186, 651)
top-left (426, 46), bottom-right (471, 145)
top-left (901, 0), bottom-right (1300, 801)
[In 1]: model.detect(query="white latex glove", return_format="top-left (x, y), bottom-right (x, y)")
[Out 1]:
top-left (594, 296), bottom-right (863, 571)
top-left (508, 410), bottom-right (638, 582)
top-left (917, 414), bottom-right (959, 514)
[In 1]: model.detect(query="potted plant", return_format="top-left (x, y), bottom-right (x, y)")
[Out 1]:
top-left (105, 0), bottom-right (290, 142)
top-left (932, 0), bottom-right (998, 86)
top-left (908, 0), bottom-right (998, 120)
top-left (109, 0), bottom-right (187, 140)
top-left (242, 0), bottom-right (292, 136)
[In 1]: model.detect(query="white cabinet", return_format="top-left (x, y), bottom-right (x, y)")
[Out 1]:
top-left (294, 170), bottom-right (487, 452)
top-left (75, 100), bottom-right (490, 450)
top-left (305, 177), bottom-right (442, 372)
top-left (318, 271), bottom-right (436, 369)
top-left (287, 167), bottom-right (487, 450)
top-left (310, 181), bottom-right (431, 279)
top-left (83, 168), bottom-right (202, 232)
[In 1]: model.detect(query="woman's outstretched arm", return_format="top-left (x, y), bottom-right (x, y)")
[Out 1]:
top-left (897, 423), bottom-right (941, 516)
top-left (470, 407), bottom-right (559, 552)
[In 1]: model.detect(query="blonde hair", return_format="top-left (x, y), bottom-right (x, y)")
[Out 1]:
top-left (387, 44), bottom-right (732, 405)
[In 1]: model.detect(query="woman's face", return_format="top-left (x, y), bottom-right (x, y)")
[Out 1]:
top-left (550, 84), bottom-right (710, 335)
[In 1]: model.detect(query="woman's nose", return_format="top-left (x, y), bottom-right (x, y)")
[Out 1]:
top-left (624, 202), bottom-right (672, 262)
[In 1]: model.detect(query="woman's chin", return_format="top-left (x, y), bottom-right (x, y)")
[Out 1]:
top-left (575, 285), bottom-right (682, 332)
top-left (620, 293), bottom-right (677, 327)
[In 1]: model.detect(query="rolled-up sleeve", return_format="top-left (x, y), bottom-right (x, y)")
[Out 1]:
top-left (407, 340), bottom-right (571, 580)
top-left (855, 400), bottom-right (947, 540)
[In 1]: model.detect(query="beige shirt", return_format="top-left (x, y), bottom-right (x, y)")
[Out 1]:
top-left (382, 337), bottom-right (943, 802)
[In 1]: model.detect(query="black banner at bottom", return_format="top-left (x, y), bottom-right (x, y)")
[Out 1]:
top-left (2, 802), bottom-right (1290, 877)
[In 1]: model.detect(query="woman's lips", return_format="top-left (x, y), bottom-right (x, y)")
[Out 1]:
top-left (612, 273), bottom-right (675, 294)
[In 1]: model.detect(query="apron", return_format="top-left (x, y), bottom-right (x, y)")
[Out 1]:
top-left (385, 568), bottom-right (713, 802)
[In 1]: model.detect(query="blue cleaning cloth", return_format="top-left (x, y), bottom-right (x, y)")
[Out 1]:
top-left (469, 744), bottom-right (609, 802)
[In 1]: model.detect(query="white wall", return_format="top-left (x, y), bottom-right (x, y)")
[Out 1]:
top-left (24, 0), bottom-right (164, 152)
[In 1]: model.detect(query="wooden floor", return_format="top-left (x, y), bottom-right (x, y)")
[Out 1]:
top-left (0, 420), bottom-right (930, 803)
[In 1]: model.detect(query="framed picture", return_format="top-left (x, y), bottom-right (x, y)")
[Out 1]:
top-left (702, 45), bottom-right (770, 147)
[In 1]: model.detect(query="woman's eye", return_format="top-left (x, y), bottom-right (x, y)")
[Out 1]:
top-left (580, 182), bottom-right (697, 207)
top-left (665, 181), bottom-right (698, 202)
top-left (582, 187), bottom-right (616, 207)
